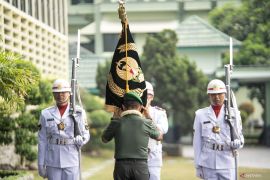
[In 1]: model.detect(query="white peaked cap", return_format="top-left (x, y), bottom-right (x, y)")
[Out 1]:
top-left (207, 79), bottom-right (226, 94)
top-left (52, 79), bottom-right (71, 92)
top-left (146, 81), bottom-right (154, 96)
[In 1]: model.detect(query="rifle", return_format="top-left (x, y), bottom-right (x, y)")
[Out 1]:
top-left (70, 29), bottom-right (82, 137)
top-left (70, 29), bottom-right (82, 180)
top-left (224, 37), bottom-right (240, 180)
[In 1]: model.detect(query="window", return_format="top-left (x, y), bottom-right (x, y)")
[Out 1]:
top-left (84, 0), bottom-right (93, 3)
top-left (28, 0), bottom-right (32, 16)
top-left (71, 0), bottom-right (80, 5)
top-left (12, 0), bottom-right (18, 7)
top-left (103, 34), bottom-right (119, 52)
top-left (41, 0), bottom-right (45, 23)
top-left (71, 0), bottom-right (94, 5)
top-left (21, 0), bottom-right (26, 12)
top-left (35, 0), bottom-right (39, 20)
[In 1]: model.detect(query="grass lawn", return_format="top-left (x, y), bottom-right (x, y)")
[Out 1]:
top-left (30, 149), bottom-right (270, 180)
top-left (81, 151), bottom-right (270, 180)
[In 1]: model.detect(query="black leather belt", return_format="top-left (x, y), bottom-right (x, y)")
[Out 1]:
top-left (116, 158), bottom-right (147, 162)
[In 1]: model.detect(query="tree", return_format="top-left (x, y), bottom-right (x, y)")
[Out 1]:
top-left (209, 0), bottom-right (270, 144)
top-left (25, 79), bottom-right (54, 105)
top-left (209, 0), bottom-right (270, 65)
top-left (78, 89), bottom-right (112, 152)
top-left (239, 101), bottom-right (255, 125)
top-left (0, 50), bottom-right (54, 167)
top-left (14, 79), bottom-right (54, 167)
top-left (96, 60), bottom-right (111, 97)
top-left (141, 30), bottom-right (208, 137)
top-left (15, 113), bottom-right (38, 165)
top-left (0, 51), bottom-right (39, 110)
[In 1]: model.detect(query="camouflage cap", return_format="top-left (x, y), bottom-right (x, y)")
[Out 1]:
top-left (123, 92), bottom-right (143, 105)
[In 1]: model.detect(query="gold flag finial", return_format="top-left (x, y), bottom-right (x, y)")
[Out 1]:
top-left (118, 0), bottom-right (127, 23)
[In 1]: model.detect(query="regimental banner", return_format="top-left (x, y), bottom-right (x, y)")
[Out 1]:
top-left (105, 22), bottom-right (147, 112)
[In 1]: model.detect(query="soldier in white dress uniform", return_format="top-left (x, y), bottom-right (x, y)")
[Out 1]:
top-left (38, 79), bottom-right (90, 180)
top-left (193, 79), bottom-right (244, 180)
top-left (146, 81), bottom-right (169, 180)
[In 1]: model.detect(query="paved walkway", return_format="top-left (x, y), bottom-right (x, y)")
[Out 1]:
top-left (182, 145), bottom-right (270, 169)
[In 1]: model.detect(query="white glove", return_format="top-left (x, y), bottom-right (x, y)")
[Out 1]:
top-left (196, 166), bottom-right (204, 179)
top-left (74, 135), bottom-right (84, 147)
top-left (38, 165), bottom-right (47, 178)
top-left (230, 139), bottom-right (241, 149)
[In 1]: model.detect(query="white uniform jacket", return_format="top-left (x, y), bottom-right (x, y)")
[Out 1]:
top-left (193, 105), bottom-right (244, 169)
top-left (38, 104), bottom-right (90, 168)
top-left (148, 106), bottom-right (169, 167)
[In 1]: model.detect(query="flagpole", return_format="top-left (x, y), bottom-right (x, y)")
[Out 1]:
top-left (118, 0), bottom-right (129, 92)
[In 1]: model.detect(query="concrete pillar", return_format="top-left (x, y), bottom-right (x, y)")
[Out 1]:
top-left (18, 0), bottom-right (21, 9)
top-left (265, 81), bottom-right (270, 146)
top-left (49, 0), bottom-right (53, 27)
top-left (32, 0), bottom-right (36, 19)
top-left (54, 0), bottom-right (59, 31)
top-left (63, 0), bottom-right (68, 35)
top-left (59, 0), bottom-right (64, 34)
top-left (94, 3), bottom-right (103, 55)
top-left (25, 0), bottom-right (29, 15)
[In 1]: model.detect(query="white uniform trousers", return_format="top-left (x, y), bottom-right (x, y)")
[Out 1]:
top-left (201, 167), bottom-right (235, 180)
top-left (149, 166), bottom-right (161, 180)
top-left (47, 166), bottom-right (79, 180)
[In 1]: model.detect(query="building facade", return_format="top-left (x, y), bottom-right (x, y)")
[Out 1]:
top-left (0, 0), bottom-right (69, 79)
top-left (70, 0), bottom-right (241, 56)
top-left (68, 0), bottom-right (242, 89)
top-left (176, 15), bottom-right (241, 75)
top-left (69, 43), bottom-right (104, 90)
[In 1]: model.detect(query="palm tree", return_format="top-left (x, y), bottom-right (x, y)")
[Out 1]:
top-left (0, 50), bottom-right (40, 110)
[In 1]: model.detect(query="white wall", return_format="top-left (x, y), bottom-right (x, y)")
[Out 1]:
top-left (179, 48), bottom-right (223, 74)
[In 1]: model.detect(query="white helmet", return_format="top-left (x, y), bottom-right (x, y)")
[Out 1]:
top-left (146, 81), bottom-right (154, 96)
top-left (207, 79), bottom-right (226, 94)
top-left (52, 79), bottom-right (71, 92)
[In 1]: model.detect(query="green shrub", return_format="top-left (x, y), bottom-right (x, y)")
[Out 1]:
top-left (88, 110), bottom-right (111, 128)
top-left (83, 110), bottom-right (113, 151)
top-left (80, 89), bottom-right (104, 111)
top-left (239, 101), bottom-right (255, 124)
top-left (0, 170), bottom-right (31, 180)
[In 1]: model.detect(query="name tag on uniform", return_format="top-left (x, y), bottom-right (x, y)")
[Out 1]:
top-left (203, 121), bottom-right (211, 124)
top-left (47, 118), bottom-right (54, 121)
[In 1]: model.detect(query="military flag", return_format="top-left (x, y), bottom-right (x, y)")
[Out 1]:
top-left (105, 2), bottom-right (147, 112)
